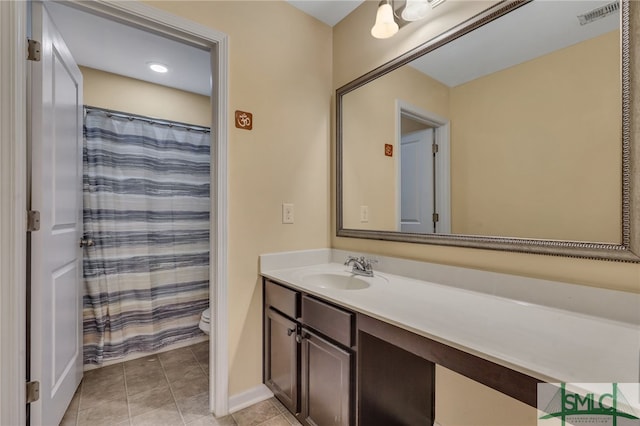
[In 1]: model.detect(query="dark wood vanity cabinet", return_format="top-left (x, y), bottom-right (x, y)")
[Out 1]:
top-left (264, 307), bottom-right (299, 414)
top-left (301, 328), bottom-right (352, 426)
top-left (263, 279), bottom-right (354, 426)
top-left (264, 276), bottom-right (541, 426)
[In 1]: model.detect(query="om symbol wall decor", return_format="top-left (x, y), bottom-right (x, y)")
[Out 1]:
top-left (235, 110), bottom-right (253, 130)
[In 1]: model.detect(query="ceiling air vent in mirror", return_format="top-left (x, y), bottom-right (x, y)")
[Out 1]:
top-left (577, 1), bottom-right (619, 26)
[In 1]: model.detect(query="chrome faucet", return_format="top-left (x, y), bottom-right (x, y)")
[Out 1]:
top-left (344, 255), bottom-right (376, 277)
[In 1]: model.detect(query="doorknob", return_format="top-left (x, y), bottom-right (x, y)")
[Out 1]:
top-left (79, 238), bottom-right (95, 248)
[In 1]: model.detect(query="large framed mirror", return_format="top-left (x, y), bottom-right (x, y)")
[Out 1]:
top-left (337, 0), bottom-right (639, 262)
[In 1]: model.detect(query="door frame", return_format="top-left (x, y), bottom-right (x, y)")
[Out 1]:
top-left (395, 100), bottom-right (451, 234)
top-left (0, 1), bottom-right (230, 424)
top-left (0, 2), bottom-right (28, 425)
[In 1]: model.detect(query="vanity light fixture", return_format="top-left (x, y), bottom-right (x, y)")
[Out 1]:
top-left (372, 0), bottom-right (446, 39)
top-left (371, 0), bottom-right (399, 39)
top-left (148, 62), bottom-right (168, 73)
top-left (401, 0), bottom-right (429, 21)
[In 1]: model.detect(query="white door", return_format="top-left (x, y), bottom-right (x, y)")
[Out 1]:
top-left (400, 129), bottom-right (434, 233)
top-left (30, 2), bottom-right (84, 425)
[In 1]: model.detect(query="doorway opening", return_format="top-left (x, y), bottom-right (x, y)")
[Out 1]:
top-left (396, 100), bottom-right (451, 234)
top-left (25, 2), bottom-right (229, 423)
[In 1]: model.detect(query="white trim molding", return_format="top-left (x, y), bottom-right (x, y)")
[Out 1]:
top-left (210, 36), bottom-right (230, 417)
top-left (228, 385), bottom-right (274, 414)
top-left (0, 1), bottom-right (27, 426)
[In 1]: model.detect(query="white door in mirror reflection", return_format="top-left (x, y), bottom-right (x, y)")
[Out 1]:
top-left (396, 102), bottom-right (451, 234)
top-left (400, 129), bottom-right (435, 233)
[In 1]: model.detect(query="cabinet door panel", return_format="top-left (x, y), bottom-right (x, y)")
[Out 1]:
top-left (302, 329), bottom-right (352, 426)
top-left (265, 308), bottom-right (299, 413)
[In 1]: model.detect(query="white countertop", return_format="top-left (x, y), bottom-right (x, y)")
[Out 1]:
top-left (260, 249), bottom-right (640, 387)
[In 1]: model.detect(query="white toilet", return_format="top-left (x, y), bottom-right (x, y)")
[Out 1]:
top-left (199, 308), bottom-right (211, 335)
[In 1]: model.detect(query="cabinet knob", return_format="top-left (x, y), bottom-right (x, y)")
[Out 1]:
top-left (296, 332), bottom-right (310, 344)
top-left (287, 327), bottom-right (295, 336)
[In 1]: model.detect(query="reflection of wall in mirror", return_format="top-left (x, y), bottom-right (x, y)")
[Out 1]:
top-left (449, 30), bottom-right (621, 242)
top-left (342, 65), bottom-right (449, 231)
top-left (343, 30), bottom-right (620, 243)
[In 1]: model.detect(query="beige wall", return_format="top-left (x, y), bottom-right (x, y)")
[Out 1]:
top-left (450, 31), bottom-right (621, 241)
top-left (145, 1), bottom-right (332, 396)
top-left (334, 2), bottom-right (639, 425)
top-left (342, 65), bottom-right (449, 230)
top-left (80, 66), bottom-right (211, 126)
top-left (435, 366), bottom-right (535, 425)
top-left (95, 1), bottom-right (639, 424)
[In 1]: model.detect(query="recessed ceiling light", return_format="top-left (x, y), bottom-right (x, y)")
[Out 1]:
top-left (148, 62), bottom-right (168, 73)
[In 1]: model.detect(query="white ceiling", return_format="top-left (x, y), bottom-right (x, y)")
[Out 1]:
top-left (46, 2), bottom-right (212, 96)
top-left (285, 0), bottom-right (364, 26)
top-left (46, 1), bottom-right (619, 96)
top-left (410, 1), bottom-right (619, 87)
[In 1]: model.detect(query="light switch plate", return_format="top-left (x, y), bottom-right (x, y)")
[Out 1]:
top-left (360, 205), bottom-right (369, 223)
top-left (282, 203), bottom-right (294, 224)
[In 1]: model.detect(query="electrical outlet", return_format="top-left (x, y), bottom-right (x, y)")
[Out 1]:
top-left (282, 203), bottom-right (294, 224)
top-left (360, 205), bottom-right (369, 223)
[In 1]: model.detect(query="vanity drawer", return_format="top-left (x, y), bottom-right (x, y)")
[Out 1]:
top-left (302, 296), bottom-right (354, 347)
top-left (265, 280), bottom-right (300, 319)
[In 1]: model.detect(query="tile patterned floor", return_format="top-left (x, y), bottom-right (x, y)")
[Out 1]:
top-left (60, 342), bottom-right (301, 426)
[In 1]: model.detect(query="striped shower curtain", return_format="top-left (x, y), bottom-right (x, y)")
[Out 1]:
top-left (82, 107), bottom-right (210, 365)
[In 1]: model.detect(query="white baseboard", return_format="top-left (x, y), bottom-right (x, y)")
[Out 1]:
top-left (228, 384), bottom-right (274, 413)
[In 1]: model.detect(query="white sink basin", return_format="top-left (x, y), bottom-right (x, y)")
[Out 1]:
top-left (300, 271), bottom-right (384, 290)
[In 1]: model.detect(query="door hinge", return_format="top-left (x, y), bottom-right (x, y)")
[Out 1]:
top-left (27, 210), bottom-right (41, 232)
top-left (433, 213), bottom-right (440, 223)
top-left (27, 39), bottom-right (41, 62)
top-left (26, 381), bottom-right (40, 404)
top-left (432, 143), bottom-right (439, 154)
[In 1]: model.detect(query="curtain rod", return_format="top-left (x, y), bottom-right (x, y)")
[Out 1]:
top-left (84, 105), bottom-right (211, 133)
